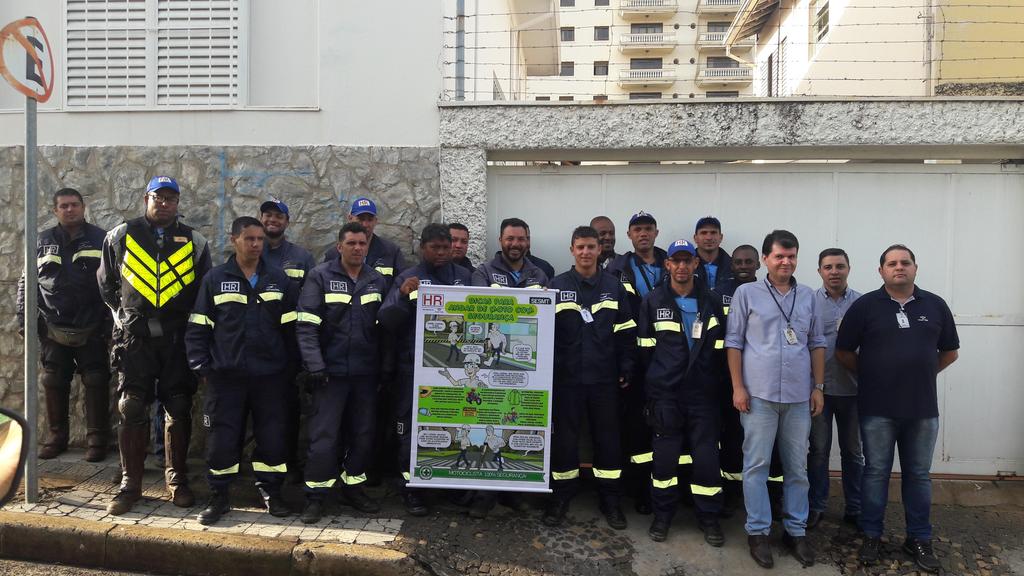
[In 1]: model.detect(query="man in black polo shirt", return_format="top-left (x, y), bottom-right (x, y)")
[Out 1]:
top-left (835, 244), bottom-right (959, 574)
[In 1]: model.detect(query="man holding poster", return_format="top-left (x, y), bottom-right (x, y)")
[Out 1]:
top-left (379, 224), bottom-right (471, 517)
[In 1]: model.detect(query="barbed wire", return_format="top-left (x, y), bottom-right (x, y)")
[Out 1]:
top-left (442, 3), bottom-right (1024, 19)
top-left (446, 56), bottom-right (1024, 66)
top-left (444, 20), bottom-right (1024, 34)
top-left (444, 38), bottom-right (1024, 49)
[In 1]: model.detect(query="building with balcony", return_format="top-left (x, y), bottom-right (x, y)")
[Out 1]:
top-left (525, 0), bottom-right (756, 101)
top-left (728, 0), bottom-right (1024, 97)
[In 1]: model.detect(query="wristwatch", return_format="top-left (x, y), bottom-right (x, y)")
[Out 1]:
top-left (814, 383), bottom-right (824, 391)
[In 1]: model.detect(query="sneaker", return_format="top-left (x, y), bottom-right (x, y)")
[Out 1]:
top-left (648, 517), bottom-right (670, 542)
top-left (300, 499), bottom-right (323, 524)
top-left (699, 519), bottom-right (725, 547)
top-left (902, 537), bottom-right (941, 574)
top-left (197, 491), bottom-right (230, 525)
top-left (542, 499), bottom-right (569, 527)
top-left (859, 536), bottom-right (881, 566)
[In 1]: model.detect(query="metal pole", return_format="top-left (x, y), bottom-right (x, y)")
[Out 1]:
top-left (23, 95), bottom-right (38, 504)
top-left (456, 0), bottom-right (465, 101)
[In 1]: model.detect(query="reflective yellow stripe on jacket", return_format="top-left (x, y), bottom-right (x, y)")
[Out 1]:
top-left (120, 234), bottom-right (196, 307)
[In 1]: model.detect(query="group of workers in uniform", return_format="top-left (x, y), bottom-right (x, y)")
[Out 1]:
top-left (21, 176), bottom-right (956, 572)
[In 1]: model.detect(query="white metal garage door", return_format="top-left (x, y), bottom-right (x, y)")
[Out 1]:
top-left (487, 163), bottom-right (1024, 477)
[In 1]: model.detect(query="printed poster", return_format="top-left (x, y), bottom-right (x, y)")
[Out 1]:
top-left (408, 285), bottom-right (555, 492)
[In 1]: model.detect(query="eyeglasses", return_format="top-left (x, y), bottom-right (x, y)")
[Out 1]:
top-left (147, 193), bottom-right (179, 205)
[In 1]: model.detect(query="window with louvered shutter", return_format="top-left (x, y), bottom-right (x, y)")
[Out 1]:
top-left (66, 0), bottom-right (148, 107)
top-left (65, 0), bottom-right (239, 108)
top-left (157, 0), bottom-right (239, 106)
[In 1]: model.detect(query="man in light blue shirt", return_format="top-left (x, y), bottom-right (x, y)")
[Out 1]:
top-left (807, 248), bottom-right (863, 530)
top-left (725, 229), bottom-right (826, 570)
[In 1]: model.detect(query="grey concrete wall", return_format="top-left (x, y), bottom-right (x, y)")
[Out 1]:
top-left (440, 99), bottom-right (1024, 151)
top-left (0, 145), bottom-right (441, 446)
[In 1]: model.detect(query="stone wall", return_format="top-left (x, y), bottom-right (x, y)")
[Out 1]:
top-left (0, 145), bottom-right (441, 446)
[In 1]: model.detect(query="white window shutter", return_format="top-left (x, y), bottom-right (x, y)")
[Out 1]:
top-left (156, 0), bottom-right (239, 106)
top-left (65, 0), bottom-right (149, 107)
top-left (65, 0), bottom-right (239, 108)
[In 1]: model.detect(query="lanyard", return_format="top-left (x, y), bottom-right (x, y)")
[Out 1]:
top-left (765, 278), bottom-right (797, 327)
top-left (634, 254), bottom-right (658, 293)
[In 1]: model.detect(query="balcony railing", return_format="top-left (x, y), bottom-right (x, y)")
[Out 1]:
top-left (619, 0), bottom-right (678, 20)
top-left (619, 33), bottom-right (677, 52)
top-left (696, 32), bottom-right (754, 48)
top-left (617, 66), bottom-right (678, 85)
top-left (696, 64), bottom-right (753, 84)
top-left (696, 0), bottom-right (741, 13)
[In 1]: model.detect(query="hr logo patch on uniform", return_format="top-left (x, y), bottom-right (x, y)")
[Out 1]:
top-left (722, 295), bottom-right (732, 305)
top-left (917, 315), bottom-right (929, 322)
top-left (41, 244), bottom-right (58, 255)
top-left (656, 308), bottom-right (673, 320)
top-left (329, 280), bottom-right (348, 292)
top-left (559, 291), bottom-right (576, 302)
top-left (221, 281), bottom-right (240, 293)
top-left (492, 274), bottom-right (508, 286)
top-left (599, 292), bottom-right (614, 301)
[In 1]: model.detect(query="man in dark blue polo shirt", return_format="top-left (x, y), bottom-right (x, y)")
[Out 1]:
top-left (835, 244), bottom-right (959, 574)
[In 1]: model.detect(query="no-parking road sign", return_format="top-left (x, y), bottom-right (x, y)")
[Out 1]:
top-left (0, 17), bottom-right (54, 102)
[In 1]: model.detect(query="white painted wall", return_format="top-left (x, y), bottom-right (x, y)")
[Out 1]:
top-left (0, 0), bottom-right (444, 146)
top-left (753, 0), bottom-right (928, 97)
top-left (488, 162), bottom-right (1024, 476)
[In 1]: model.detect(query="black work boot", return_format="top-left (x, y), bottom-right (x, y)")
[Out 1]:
top-left (107, 422), bottom-right (148, 515)
top-left (542, 498), bottom-right (570, 527)
top-left (403, 489), bottom-right (429, 517)
top-left (300, 498), bottom-right (324, 524)
top-left (198, 489), bottom-right (230, 525)
top-left (164, 415), bottom-right (195, 508)
top-left (342, 484), bottom-right (380, 514)
top-left (699, 518), bottom-right (725, 547)
top-left (259, 487), bottom-right (290, 517)
top-left (468, 491), bottom-right (495, 519)
top-left (83, 373), bottom-right (110, 462)
top-left (649, 516), bottom-right (671, 542)
top-left (38, 380), bottom-right (70, 460)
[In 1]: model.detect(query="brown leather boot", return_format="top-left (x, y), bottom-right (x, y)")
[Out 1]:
top-left (83, 372), bottom-right (110, 462)
top-left (38, 374), bottom-right (70, 460)
top-left (165, 415), bottom-right (195, 507)
top-left (107, 422), bottom-right (148, 515)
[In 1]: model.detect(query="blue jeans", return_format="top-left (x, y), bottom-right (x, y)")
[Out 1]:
top-left (808, 394), bottom-right (863, 515)
top-left (859, 415), bottom-right (939, 540)
top-left (740, 397), bottom-right (812, 536)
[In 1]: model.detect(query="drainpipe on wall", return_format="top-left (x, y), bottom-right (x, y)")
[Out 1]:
top-left (456, 0), bottom-right (466, 101)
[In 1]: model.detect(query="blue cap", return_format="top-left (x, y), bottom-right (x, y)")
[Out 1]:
top-left (350, 197), bottom-right (377, 216)
top-left (667, 239), bottom-right (697, 258)
top-left (146, 176), bottom-right (179, 195)
top-left (628, 211), bottom-right (657, 226)
top-left (260, 198), bottom-right (289, 217)
top-left (695, 215), bottom-right (722, 232)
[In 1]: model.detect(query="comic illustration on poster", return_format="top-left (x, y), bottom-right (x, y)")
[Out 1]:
top-left (408, 285), bottom-right (555, 492)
